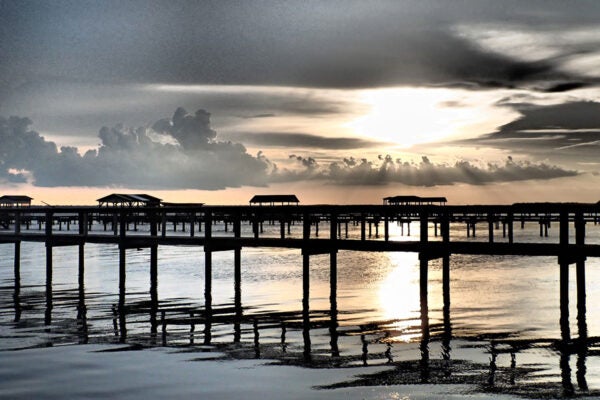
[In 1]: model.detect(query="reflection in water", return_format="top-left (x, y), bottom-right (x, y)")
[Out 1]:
top-left (3, 239), bottom-right (600, 398)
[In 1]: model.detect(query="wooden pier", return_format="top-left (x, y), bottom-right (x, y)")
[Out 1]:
top-left (2, 202), bottom-right (599, 345)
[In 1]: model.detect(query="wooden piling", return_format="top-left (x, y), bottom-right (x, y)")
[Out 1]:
top-left (204, 211), bottom-right (212, 312)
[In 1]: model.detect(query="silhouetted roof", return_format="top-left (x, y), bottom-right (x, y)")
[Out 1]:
top-left (162, 202), bottom-right (205, 207)
top-left (249, 195), bottom-right (300, 205)
top-left (383, 195), bottom-right (422, 203)
top-left (0, 195), bottom-right (33, 205)
top-left (383, 195), bottom-right (447, 205)
top-left (420, 197), bottom-right (448, 203)
top-left (97, 193), bottom-right (162, 206)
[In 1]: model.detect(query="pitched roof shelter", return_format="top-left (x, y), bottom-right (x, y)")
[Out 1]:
top-left (249, 194), bottom-right (300, 206)
top-left (383, 195), bottom-right (447, 206)
top-left (97, 193), bottom-right (162, 207)
top-left (0, 195), bottom-right (33, 207)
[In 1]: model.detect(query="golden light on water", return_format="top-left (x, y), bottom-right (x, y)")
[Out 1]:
top-left (378, 252), bottom-right (422, 342)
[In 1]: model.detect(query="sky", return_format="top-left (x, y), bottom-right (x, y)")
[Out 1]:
top-left (1, 0), bottom-right (600, 205)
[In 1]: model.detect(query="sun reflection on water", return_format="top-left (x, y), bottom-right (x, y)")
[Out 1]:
top-left (378, 252), bottom-right (422, 342)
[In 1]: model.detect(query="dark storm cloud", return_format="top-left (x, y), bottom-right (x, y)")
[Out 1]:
top-left (224, 132), bottom-right (385, 149)
top-left (272, 155), bottom-right (577, 186)
top-left (0, 110), bottom-right (270, 189)
top-left (463, 101), bottom-right (600, 160)
top-left (2, 0), bottom-right (599, 95)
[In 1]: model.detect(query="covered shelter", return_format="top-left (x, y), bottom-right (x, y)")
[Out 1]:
top-left (0, 195), bottom-right (33, 207)
top-left (383, 195), bottom-right (447, 206)
top-left (97, 193), bottom-right (162, 207)
top-left (249, 194), bottom-right (300, 206)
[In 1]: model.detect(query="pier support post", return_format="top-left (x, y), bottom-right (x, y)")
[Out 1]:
top-left (443, 254), bottom-right (450, 313)
top-left (190, 213), bottom-right (195, 237)
top-left (161, 212), bottom-right (167, 238)
top-left (419, 253), bottom-right (430, 382)
top-left (488, 214), bottom-right (494, 243)
top-left (559, 210), bottom-right (570, 342)
top-left (360, 215), bottom-right (366, 241)
top-left (329, 250), bottom-right (340, 357)
top-left (508, 212), bottom-right (514, 244)
top-left (150, 212), bottom-right (158, 333)
top-left (204, 211), bottom-right (213, 312)
top-left (45, 211), bottom-right (53, 325)
top-left (575, 211), bottom-right (587, 340)
top-left (420, 208), bottom-right (428, 244)
top-left (302, 250), bottom-right (311, 361)
top-left (14, 241), bottom-right (21, 291)
top-left (234, 216), bottom-right (242, 327)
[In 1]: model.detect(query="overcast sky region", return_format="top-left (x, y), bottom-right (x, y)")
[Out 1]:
top-left (1, 0), bottom-right (600, 204)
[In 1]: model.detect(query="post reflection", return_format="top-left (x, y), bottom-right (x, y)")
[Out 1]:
top-left (419, 257), bottom-right (430, 383)
top-left (77, 281), bottom-right (88, 344)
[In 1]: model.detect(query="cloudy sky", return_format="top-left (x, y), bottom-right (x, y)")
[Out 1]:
top-left (1, 0), bottom-right (600, 204)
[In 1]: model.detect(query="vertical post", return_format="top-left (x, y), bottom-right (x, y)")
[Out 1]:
top-left (303, 212), bottom-right (311, 241)
top-left (360, 214), bottom-right (366, 241)
top-left (280, 219), bottom-right (285, 239)
top-left (118, 211), bottom-right (127, 309)
top-left (559, 209), bottom-right (570, 342)
top-left (330, 212), bottom-right (337, 241)
top-left (15, 211), bottom-right (21, 235)
top-left (190, 212), bottom-right (195, 237)
top-left (330, 250), bottom-right (340, 357)
top-left (45, 211), bottom-right (53, 325)
top-left (575, 211), bottom-right (587, 340)
top-left (234, 215), bottom-right (242, 334)
top-left (508, 212), bottom-right (514, 244)
top-left (419, 253), bottom-right (430, 383)
top-left (204, 211), bottom-right (212, 312)
top-left (78, 212), bottom-right (86, 295)
top-left (253, 214), bottom-right (259, 239)
top-left (384, 214), bottom-right (389, 241)
top-left (113, 213), bottom-right (118, 236)
top-left (14, 241), bottom-right (21, 291)
top-left (78, 243), bottom-right (85, 291)
top-left (302, 250), bottom-right (311, 361)
top-left (329, 210), bottom-right (338, 355)
top-left (488, 213), bottom-right (494, 243)
top-left (150, 211), bottom-right (158, 333)
top-left (420, 207), bottom-right (428, 244)
top-left (443, 254), bottom-right (450, 314)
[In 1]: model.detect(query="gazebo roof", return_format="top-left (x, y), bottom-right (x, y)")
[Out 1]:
top-left (249, 195), bottom-right (299, 204)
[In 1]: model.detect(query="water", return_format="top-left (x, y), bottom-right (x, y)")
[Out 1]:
top-left (2, 221), bottom-right (600, 398)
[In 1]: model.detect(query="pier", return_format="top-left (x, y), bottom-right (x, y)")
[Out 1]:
top-left (2, 202), bottom-right (599, 348)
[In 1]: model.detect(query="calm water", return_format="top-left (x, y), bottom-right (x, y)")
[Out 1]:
top-left (2, 220), bottom-right (600, 398)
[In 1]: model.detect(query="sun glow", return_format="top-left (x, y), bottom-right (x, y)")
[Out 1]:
top-left (349, 87), bottom-right (515, 148)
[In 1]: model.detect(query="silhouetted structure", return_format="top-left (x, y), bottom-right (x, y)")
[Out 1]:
top-left (161, 202), bottom-right (205, 207)
top-left (0, 195), bottom-right (32, 207)
top-left (97, 193), bottom-right (162, 207)
top-left (250, 194), bottom-right (299, 206)
top-left (383, 195), bottom-right (447, 206)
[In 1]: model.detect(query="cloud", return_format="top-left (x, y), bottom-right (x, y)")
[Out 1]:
top-left (3, 1), bottom-right (599, 94)
top-left (462, 101), bottom-right (600, 160)
top-left (224, 132), bottom-right (386, 150)
top-left (0, 110), bottom-right (271, 189)
top-left (272, 154), bottom-right (577, 186)
top-left (0, 109), bottom-right (581, 189)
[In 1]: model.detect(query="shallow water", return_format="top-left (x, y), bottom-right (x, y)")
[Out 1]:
top-left (2, 221), bottom-right (600, 398)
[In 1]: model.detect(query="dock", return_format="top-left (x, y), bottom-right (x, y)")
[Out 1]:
top-left (2, 202), bottom-right (599, 348)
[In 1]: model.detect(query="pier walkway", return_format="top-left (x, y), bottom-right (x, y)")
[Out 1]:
top-left (2, 202), bottom-right (599, 346)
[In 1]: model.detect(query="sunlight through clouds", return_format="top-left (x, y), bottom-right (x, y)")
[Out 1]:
top-left (348, 88), bottom-right (518, 147)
